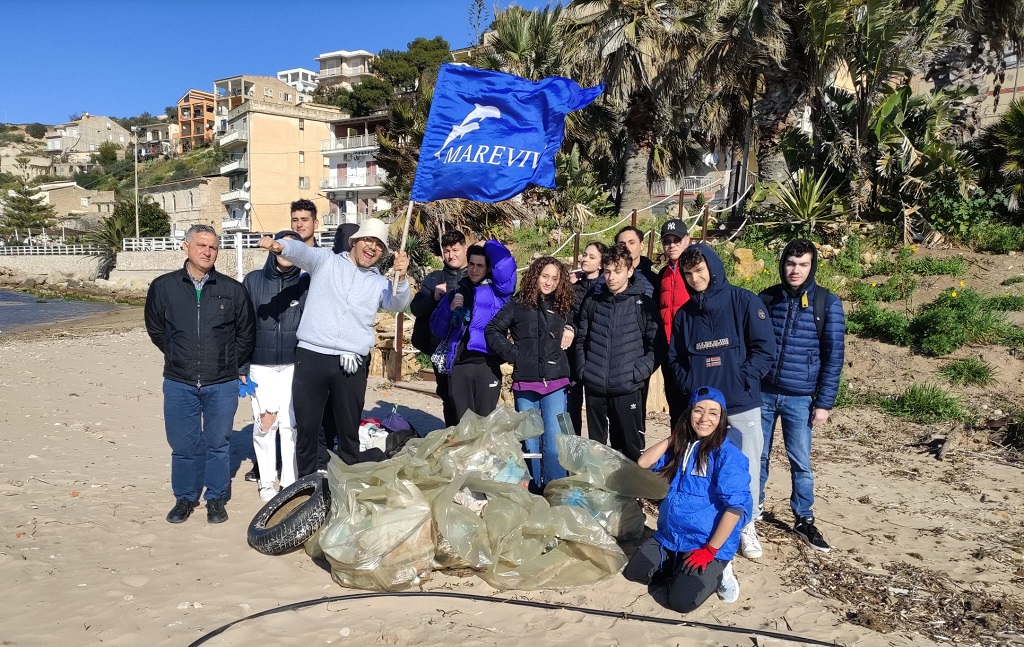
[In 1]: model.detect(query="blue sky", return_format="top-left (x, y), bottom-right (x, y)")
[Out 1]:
top-left (0, 0), bottom-right (546, 125)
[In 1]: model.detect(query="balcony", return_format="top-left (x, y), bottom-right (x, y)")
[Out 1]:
top-left (320, 65), bottom-right (370, 78)
top-left (221, 215), bottom-right (250, 232)
top-left (319, 172), bottom-right (385, 190)
top-left (220, 154), bottom-right (248, 175)
top-left (220, 188), bottom-right (250, 203)
top-left (219, 129), bottom-right (248, 149)
top-left (321, 134), bottom-right (378, 152)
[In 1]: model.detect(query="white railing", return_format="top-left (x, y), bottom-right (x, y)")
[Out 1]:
top-left (219, 155), bottom-right (248, 174)
top-left (320, 173), bottom-right (384, 190)
top-left (218, 129), bottom-right (248, 147)
top-left (220, 189), bottom-right (250, 203)
top-left (321, 134), bottom-right (377, 151)
top-left (0, 244), bottom-right (99, 255)
top-left (123, 232), bottom-right (337, 252)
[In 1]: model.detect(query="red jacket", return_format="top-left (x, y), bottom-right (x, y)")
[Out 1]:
top-left (658, 262), bottom-right (690, 341)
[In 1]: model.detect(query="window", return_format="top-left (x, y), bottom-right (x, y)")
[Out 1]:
top-left (298, 118), bottom-right (304, 131)
top-left (80, 197), bottom-right (89, 206)
top-left (323, 156), bottom-right (329, 167)
top-left (285, 93), bottom-right (292, 102)
top-left (264, 87), bottom-right (273, 97)
top-left (298, 151), bottom-right (304, 163)
top-left (119, 136), bottom-right (125, 143)
top-left (298, 176), bottom-right (310, 189)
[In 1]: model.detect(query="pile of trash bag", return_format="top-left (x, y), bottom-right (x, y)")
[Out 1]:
top-left (306, 406), bottom-right (665, 592)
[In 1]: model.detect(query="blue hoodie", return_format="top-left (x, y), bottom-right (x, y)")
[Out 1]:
top-left (667, 244), bottom-right (776, 414)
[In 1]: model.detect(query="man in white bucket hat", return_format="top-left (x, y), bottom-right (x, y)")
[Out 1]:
top-left (258, 217), bottom-right (410, 474)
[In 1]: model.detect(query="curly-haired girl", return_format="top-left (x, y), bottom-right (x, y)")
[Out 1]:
top-left (485, 256), bottom-right (575, 491)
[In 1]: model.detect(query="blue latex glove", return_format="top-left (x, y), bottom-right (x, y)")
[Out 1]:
top-left (237, 378), bottom-right (258, 398)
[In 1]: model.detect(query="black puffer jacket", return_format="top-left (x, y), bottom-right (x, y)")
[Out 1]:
top-left (410, 264), bottom-right (468, 354)
top-left (144, 262), bottom-right (256, 386)
top-left (485, 295), bottom-right (570, 383)
top-left (575, 279), bottom-right (658, 396)
top-left (242, 232), bottom-right (310, 366)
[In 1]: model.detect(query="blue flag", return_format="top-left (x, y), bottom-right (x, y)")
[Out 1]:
top-left (411, 64), bottom-right (604, 203)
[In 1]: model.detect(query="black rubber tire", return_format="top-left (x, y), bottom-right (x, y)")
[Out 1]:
top-left (247, 473), bottom-right (330, 556)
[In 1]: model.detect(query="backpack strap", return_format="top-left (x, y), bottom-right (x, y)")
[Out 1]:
top-left (813, 285), bottom-right (830, 340)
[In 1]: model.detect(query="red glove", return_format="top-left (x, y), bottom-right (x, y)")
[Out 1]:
top-left (681, 544), bottom-right (718, 573)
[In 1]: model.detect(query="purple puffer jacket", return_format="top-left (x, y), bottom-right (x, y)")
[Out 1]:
top-left (429, 240), bottom-right (517, 361)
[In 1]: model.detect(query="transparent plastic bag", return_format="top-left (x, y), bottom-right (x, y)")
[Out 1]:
top-left (544, 434), bottom-right (669, 541)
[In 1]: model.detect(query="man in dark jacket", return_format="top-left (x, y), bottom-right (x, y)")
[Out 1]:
top-left (242, 230), bottom-right (309, 502)
top-left (668, 243), bottom-right (776, 559)
top-left (144, 224), bottom-right (256, 524)
top-left (615, 225), bottom-right (659, 297)
top-left (410, 230), bottom-right (468, 427)
top-left (575, 244), bottom-right (658, 461)
top-left (758, 239), bottom-right (845, 553)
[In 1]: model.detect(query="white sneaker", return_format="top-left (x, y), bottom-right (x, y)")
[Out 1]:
top-left (717, 562), bottom-right (740, 603)
top-left (739, 522), bottom-right (763, 559)
top-left (258, 485), bottom-right (276, 503)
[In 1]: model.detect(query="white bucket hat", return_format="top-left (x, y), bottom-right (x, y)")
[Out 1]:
top-left (349, 218), bottom-right (391, 256)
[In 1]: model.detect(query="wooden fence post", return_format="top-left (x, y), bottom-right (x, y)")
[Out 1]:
top-left (701, 204), bottom-right (710, 242)
top-left (571, 231), bottom-right (580, 268)
top-left (394, 312), bottom-right (404, 382)
top-left (630, 209), bottom-right (637, 228)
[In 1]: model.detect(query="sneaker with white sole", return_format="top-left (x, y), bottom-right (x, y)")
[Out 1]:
top-left (258, 485), bottom-right (276, 503)
top-left (739, 522), bottom-right (763, 559)
top-left (793, 516), bottom-right (831, 552)
top-left (717, 562), bottom-right (740, 603)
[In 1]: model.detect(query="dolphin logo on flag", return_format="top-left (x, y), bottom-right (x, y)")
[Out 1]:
top-left (434, 104), bottom-right (502, 158)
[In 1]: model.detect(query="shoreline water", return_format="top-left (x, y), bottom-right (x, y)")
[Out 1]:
top-left (0, 289), bottom-right (126, 333)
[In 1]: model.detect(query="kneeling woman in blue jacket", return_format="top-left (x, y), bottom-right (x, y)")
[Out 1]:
top-left (625, 386), bottom-right (752, 613)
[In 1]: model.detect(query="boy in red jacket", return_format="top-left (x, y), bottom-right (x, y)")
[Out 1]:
top-left (657, 218), bottom-right (691, 428)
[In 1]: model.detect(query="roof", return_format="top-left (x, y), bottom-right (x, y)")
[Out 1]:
top-left (176, 88), bottom-right (215, 104)
top-left (35, 181), bottom-right (81, 191)
top-left (315, 49), bottom-right (374, 61)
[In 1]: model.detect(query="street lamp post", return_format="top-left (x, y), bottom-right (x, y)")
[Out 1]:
top-left (132, 126), bottom-right (140, 238)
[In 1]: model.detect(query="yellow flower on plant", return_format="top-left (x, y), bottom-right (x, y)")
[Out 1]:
top-left (745, 276), bottom-right (751, 281)
top-left (871, 282), bottom-right (877, 287)
top-left (951, 291), bottom-right (958, 297)
top-left (959, 281), bottom-right (964, 287)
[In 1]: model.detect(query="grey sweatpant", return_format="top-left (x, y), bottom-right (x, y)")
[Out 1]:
top-left (728, 406), bottom-right (762, 520)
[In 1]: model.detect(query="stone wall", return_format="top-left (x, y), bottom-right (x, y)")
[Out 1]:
top-left (110, 249), bottom-right (267, 283)
top-left (0, 254), bottom-right (103, 281)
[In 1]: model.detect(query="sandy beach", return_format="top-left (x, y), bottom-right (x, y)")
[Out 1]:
top-left (1, 307), bottom-right (1021, 646)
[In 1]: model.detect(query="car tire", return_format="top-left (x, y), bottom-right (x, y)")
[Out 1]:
top-left (247, 473), bottom-right (330, 556)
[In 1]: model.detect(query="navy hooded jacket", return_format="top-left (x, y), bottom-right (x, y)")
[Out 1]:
top-left (242, 230), bottom-right (310, 366)
top-left (758, 240), bottom-right (845, 409)
top-left (668, 244), bottom-right (776, 414)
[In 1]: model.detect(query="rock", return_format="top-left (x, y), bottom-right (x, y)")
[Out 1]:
top-left (861, 251), bottom-right (879, 264)
top-left (368, 348), bottom-right (384, 377)
top-left (732, 248), bottom-right (764, 279)
top-left (94, 278), bottom-right (115, 290)
top-left (21, 277), bottom-right (36, 288)
top-left (67, 279), bottom-right (82, 288)
top-left (820, 244), bottom-right (835, 258)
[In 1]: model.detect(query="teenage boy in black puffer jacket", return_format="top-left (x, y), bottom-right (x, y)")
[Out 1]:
top-left (575, 244), bottom-right (659, 461)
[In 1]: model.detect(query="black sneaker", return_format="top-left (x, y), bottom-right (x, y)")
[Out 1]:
top-left (206, 498), bottom-right (228, 524)
top-left (166, 498), bottom-right (195, 524)
top-left (244, 467), bottom-right (258, 482)
top-left (794, 517), bottom-right (830, 552)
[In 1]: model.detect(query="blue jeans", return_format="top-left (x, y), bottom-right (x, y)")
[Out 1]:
top-left (515, 388), bottom-right (569, 488)
top-left (162, 379), bottom-right (238, 502)
top-left (759, 391), bottom-right (815, 518)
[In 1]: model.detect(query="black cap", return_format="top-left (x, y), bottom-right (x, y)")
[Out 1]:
top-left (660, 219), bottom-right (687, 239)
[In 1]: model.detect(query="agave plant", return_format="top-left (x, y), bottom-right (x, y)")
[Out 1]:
top-left (768, 168), bottom-right (845, 234)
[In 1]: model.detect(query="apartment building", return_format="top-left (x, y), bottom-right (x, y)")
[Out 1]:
top-left (314, 49), bottom-right (374, 90)
top-left (219, 100), bottom-right (345, 233)
top-left (213, 75), bottom-right (300, 136)
top-left (136, 122), bottom-right (179, 160)
top-left (175, 89), bottom-right (215, 154)
top-left (35, 181), bottom-right (116, 231)
top-left (277, 68), bottom-right (319, 103)
top-left (140, 175), bottom-right (230, 236)
top-left (320, 112), bottom-right (390, 224)
top-left (44, 115), bottom-right (131, 175)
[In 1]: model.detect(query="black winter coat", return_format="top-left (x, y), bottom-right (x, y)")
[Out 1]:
top-left (485, 295), bottom-right (570, 383)
top-left (575, 279), bottom-right (658, 397)
top-left (410, 264), bottom-right (468, 354)
top-left (144, 263), bottom-right (256, 386)
top-left (242, 252), bottom-right (309, 366)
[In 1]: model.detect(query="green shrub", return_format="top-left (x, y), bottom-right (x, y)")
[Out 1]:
top-left (908, 289), bottom-right (1008, 355)
top-left (902, 256), bottom-right (968, 276)
top-left (938, 357), bottom-right (997, 386)
top-left (1002, 275), bottom-right (1024, 286)
top-left (414, 352), bottom-right (432, 369)
top-left (848, 274), bottom-right (919, 302)
top-left (880, 383), bottom-right (968, 423)
top-left (25, 122), bottom-right (47, 139)
top-left (985, 295), bottom-right (1024, 311)
top-left (831, 236), bottom-right (863, 278)
top-left (846, 301), bottom-right (912, 345)
top-left (924, 190), bottom-right (1007, 237)
top-left (969, 224), bottom-right (1024, 253)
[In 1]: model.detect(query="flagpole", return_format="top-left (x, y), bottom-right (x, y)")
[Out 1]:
top-left (393, 200), bottom-right (414, 295)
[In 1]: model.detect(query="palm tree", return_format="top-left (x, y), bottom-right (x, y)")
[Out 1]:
top-left (972, 96), bottom-right (1024, 209)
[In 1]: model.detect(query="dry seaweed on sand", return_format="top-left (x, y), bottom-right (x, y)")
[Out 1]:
top-left (785, 555), bottom-right (1024, 643)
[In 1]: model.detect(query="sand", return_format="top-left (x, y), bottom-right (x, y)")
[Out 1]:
top-left (1, 307), bottom-right (1021, 646)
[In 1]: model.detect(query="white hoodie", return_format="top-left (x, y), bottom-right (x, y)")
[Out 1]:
top-left (279, 238), bottom-right (410, 356)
